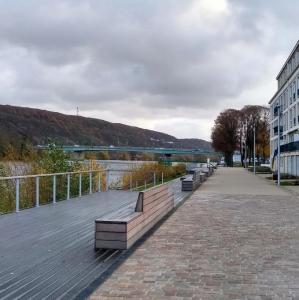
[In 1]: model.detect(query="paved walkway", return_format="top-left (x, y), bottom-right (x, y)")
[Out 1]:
top-left (90, 168), bottom-right (299, 300)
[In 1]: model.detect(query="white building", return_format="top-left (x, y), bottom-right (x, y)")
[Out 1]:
top-left (269, 40), bottom-right (299, 176)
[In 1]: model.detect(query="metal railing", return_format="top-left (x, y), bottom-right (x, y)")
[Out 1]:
top-left (0, 170), bottom-right (108, 213)
top-left (132, 171), bottom-right (164, 191)
top-left (0, 169), bottom-right (169, 214)
top-left (106, 169), bottom-right (164, 191)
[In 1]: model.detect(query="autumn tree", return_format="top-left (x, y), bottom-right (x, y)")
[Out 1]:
top-left (257, 108), bottom-right (270, 163)
top-left (239, 105), bottom-right (269, 165)
top-left (211, 109), bottom-right (240, 167)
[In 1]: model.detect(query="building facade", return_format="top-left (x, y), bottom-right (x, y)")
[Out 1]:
top-left (269, 41), bottom-right (299, 176)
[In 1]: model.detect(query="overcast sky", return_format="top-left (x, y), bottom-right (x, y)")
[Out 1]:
top-left (0, 0), bottom-right (297, 140)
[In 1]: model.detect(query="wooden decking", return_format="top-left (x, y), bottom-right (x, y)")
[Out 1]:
top-left (0, 178), bottom-right (190, 299)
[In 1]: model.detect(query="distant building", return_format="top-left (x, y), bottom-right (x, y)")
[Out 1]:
top-left (269, 40), bottom-right (299, 176)
top-left (233, 152), bottom-right (241, 163)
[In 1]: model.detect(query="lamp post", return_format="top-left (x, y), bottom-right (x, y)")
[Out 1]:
top-left (277, 105), bottom-right (281, 186)
top-left (253, 124), bottom-right (256, 174)
top-left (244, 120), bottom-right (247, 168)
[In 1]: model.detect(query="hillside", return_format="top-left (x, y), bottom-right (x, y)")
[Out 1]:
top-left (0, 105), bottom-right (212, 151)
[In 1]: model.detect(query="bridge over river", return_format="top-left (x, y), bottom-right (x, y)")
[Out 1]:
top-left (37, 145), bottom-right (218, 157)
top-left (0, 178), bottom-right (190, 300)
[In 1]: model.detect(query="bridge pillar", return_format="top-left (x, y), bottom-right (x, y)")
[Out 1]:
top-left (71, 151), bottom-right (85, 160)
top-left (163, 154), bottom-right (172, 166)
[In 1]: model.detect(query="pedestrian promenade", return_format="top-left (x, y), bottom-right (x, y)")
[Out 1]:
top-left (90, 168), bottom-right (299, 299)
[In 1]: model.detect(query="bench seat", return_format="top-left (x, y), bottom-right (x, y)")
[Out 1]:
top-left (95, 183), bottom-right (174, 250)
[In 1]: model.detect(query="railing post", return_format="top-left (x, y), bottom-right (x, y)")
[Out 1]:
top-left (53, 175), bottom-right (56, 204)
top-left (67, 174), bottom-right (70, 200)
top-left (79, 173), bottom-right (82, 197)
top-left (89, 171), bottom-right (92, 194)
top-left (130, 172), bottom-right (132, 191)
top-left (98, 172), bottom-right (101, 192)
top-left (106, 170), bottom-right (110, 191)
top-left (162, 172), bottom-right (164, 184)
top-left (144, 180), bottom-right (147, 190)
top-left (16, 178), bottom-right (20, 212)
top-left (154, 172), bottom-right (156, 186)
top-left (36, 176), bottom-right (40, 207)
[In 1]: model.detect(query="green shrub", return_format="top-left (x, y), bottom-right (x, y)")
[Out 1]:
top-left (272, 173), bottom-right (297, 180)
top-left (248, 166), bottom-right (272, 174)
top-left (0, 145), bottom-right (105, 213)
top-left (280, 180), bottom-right (299, 186)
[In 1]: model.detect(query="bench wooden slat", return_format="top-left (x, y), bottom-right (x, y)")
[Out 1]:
top-left (95, 240), bottom-right (127, 249)
top-left (142, 183), bottom-right (168, 198)
top-left (127, 195), bottom-right (173, 232)
top-left (95, 222), bottom-right (127, 233)
top-left (143, 192), bottom-right (172, 213)
top-left (126, 203), bottom-right (173, 248)
top-left (127, 201), bottom-right (173, 240)
top-left (143, 189), bottom-right (169, 206)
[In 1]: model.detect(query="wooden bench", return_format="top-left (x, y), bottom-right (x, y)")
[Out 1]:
top-left (200, 172), bottom-right (207, 182)
top-left (199, 167), bottom-right (213, 177)
top-left (181, 170), bottom-right (202, 191)
top-left (95, 183), bottom-right (174, 250)
top-left (189, 168), bottom-right (209, 179)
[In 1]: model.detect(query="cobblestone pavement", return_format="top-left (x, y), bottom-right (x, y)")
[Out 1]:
top-left (90, 168), bottom-right (299, 300)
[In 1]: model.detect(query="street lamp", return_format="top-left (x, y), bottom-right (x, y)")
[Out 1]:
top-left (253, 124), bottom-right (256, 174)
top-left (276, 104), bottom-right (281, 186)
top-left (244, 120), bottom-right (247, 168)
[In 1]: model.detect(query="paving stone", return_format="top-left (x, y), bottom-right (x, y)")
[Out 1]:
top-left (90, 168), bottom-right (299, 299)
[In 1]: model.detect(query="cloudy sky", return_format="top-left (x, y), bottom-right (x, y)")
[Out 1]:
top-left (0, 0), bottom-right (297, 140)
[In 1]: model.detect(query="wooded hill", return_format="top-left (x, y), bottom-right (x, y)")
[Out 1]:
top-left (0, 105), bottom-right (212, 153)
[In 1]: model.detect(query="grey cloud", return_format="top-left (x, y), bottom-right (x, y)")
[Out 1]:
top-left (0, 0), bottom-right (296, 138)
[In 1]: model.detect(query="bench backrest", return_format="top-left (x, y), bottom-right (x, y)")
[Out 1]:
top-left (135, 183), bottom-right (171, 213)
top-left (192, 170), bottom-right (201, 181)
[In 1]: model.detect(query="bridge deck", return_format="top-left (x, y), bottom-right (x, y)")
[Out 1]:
top-left (0, 179), bottom-right (189, 300)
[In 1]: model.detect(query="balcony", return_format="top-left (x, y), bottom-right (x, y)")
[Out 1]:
top-left (273, 140), bottom-right (299, 157)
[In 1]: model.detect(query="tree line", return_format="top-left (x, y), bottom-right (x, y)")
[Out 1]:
top-left (211, 105), bottom-right (270, 167)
